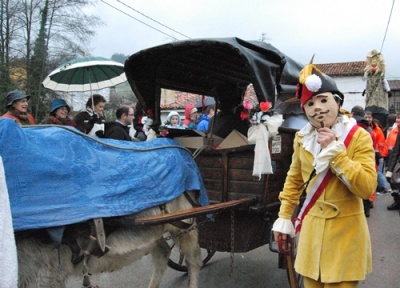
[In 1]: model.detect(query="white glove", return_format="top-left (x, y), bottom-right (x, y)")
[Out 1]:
top-left (88, 123), bottom-right (104, 137)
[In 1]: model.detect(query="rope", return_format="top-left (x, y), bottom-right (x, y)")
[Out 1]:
top-left (380, 0), bottom-right (396, 52)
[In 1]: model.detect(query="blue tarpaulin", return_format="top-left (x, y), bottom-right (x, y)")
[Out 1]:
top-left (0, 118), bottom-right (208, 231)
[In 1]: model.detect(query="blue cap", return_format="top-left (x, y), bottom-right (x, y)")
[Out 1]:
top-left (6, 89), bottom-right (31, 108)
top-left (50, 99), bottom-right (70, 113)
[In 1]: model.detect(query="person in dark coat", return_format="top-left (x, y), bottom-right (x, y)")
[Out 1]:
top-left (104, 106), bottom-right (134, 141)
top-left (73, 94), bottom-right (106, 135)
top-left (132, 102), bottom-right (147, 141)
top-left (385, 131), bottom-right (400, 210)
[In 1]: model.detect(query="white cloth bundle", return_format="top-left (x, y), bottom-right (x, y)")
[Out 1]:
top-left (248, 114), bottom-right (283, 179)
top-left (0, 156), bottom-right (18, 287)
top-left (248, 124), bottom-right (273, 179)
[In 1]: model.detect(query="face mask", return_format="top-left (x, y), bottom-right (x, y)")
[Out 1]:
top-left (303, 92), bottom-right (339, 128)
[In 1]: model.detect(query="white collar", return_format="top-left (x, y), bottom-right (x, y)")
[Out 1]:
top-left (298, 115), bottom-right (353, 157)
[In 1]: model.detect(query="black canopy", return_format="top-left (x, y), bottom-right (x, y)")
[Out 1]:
top-left (124, 37), bottom-right (303, 126)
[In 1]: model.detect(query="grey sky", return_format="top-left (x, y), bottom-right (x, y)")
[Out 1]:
top-left (87, 0), bottom-right (400, 79)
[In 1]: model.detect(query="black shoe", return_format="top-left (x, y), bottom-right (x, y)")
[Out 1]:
top-left (377, 186), bottom-right (385, 193)
top-left (363, 200), bottom-right (371, 216)
top-left (387, 202), bottom-right (400, 210)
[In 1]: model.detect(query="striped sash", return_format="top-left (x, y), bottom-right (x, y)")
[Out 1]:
top-left (294, 124), bottom-right (360, 234)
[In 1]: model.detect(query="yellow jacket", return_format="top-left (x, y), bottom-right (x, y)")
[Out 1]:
top-left (278, 125), bottom-right (376, 282)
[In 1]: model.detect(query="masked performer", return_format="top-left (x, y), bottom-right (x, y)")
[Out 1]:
top-left (272, 59), bottom-right (377, 288)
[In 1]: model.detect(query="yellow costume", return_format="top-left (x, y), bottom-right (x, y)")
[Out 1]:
top-left (278, 118), bottom-right (376, 282)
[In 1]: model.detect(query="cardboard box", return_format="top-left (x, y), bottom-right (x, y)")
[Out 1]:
top-left (218, 130), bottom-right (250, 149)
top-left (173, 130), bottom-right (223, 149)
top-left (174, 136), bottom-right (206, 149)
top-left (173, 129), bottom-right (249, 150)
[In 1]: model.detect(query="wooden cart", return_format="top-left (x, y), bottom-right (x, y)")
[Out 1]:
top-left (125, 37), bottom-right (304, 275)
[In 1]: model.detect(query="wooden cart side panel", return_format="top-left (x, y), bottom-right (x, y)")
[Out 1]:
top-left (194, 129), bottom-right (296, 205)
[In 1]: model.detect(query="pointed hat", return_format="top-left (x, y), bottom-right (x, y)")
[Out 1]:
top-left (295, 55), bottom-right (344, 108)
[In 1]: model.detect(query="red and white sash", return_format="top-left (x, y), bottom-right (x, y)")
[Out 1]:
top-left (294, 123), bottom-right (359, 235)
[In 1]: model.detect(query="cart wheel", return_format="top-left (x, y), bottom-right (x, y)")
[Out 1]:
top-left (168, 244), bottom-right (216, 272)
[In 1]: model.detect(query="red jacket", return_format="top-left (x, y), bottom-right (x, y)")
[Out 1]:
top-left (1, 112), bottom-right (36, 125)
top-left (386, 125), bottom-right (399, 151)
top-left (372, 122), bottom-right (388, 157)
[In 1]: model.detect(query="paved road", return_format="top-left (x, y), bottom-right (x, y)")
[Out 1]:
top-left (67, 194), bottom-right (399, 287)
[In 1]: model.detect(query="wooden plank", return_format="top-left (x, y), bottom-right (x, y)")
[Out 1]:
top-left (133, 198), bottom-right (256, 226)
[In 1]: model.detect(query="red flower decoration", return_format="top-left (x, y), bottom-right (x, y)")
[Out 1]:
top-left (240, 110), bottom-right (249, 121)
top-left (259, 101), bottom-right (271, 112)
top-left (160, 128), bottom-right (169, 137)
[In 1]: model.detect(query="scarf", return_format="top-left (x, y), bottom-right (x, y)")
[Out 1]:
top-left (48, 115), bottom-right (76, 127)
top-left (7, 109), bottom-right (32, 125)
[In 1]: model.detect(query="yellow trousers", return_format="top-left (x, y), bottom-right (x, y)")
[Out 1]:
top-left (304, 277), bottom-right (359, 288)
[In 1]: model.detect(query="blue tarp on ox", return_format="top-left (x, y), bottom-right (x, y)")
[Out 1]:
top-left (0, 118), bottom-right (209, 231)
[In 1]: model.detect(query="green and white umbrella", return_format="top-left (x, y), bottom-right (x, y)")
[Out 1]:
top-left (42, 56), bottom-right (127, 92)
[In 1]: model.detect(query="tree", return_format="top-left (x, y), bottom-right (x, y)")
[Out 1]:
top-left (111, 53), bottom-right (128, 64)
top-left (28, 0), bottom-right (48, 119)
top-left (0, 0), bottom-right (102, 118)
top-left (0, 0), bottom-right (24, 108)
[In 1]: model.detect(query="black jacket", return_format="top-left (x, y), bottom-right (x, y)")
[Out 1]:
top-left (387, 131), bottom-right (400, 172)
top-left (104, 121), bottom-right (132, 141)
top-left (73, 111), bottom-right (105, 135)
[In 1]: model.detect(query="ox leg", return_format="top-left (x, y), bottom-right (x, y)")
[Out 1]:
top-left (175, 229), bottom-right (201, 288)
top-left (148, 240), bottom-right (171, 288)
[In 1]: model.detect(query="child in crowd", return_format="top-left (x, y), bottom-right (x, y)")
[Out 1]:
top-left (182, 104), bottom-right (198, 129)
top-left (165, 111), bottom-right (183, 129)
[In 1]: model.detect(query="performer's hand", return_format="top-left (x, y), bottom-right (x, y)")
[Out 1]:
top-left (317, 127), bottom-right (337, 149)
top-left (273, 231), bottom-right (288, 242)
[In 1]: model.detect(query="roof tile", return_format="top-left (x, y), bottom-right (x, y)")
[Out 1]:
top-left (316, 61), bottom-right (365, 76)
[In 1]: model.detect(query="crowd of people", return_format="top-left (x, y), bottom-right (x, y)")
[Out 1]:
top-left (0, 90), bottom-right (143, 142)
top-left (0, 88), bottom-right (251, 142)
top-left (162, 100), bottom-right (251, 140)
top-left (349, 105), bottom-right (400, 217)
top-left (164, 103), bottom-right (216, 131)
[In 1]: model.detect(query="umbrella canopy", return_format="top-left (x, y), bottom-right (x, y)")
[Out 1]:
top-left (42, 56), bottom-right (127, 92)
top-left (195, 97), bottom-right (216, 111)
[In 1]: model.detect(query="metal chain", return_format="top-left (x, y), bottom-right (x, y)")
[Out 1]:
top-left (230, 209), bottom-right (235, 275)
top-left (161, 210), bottom-right (222, 242)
